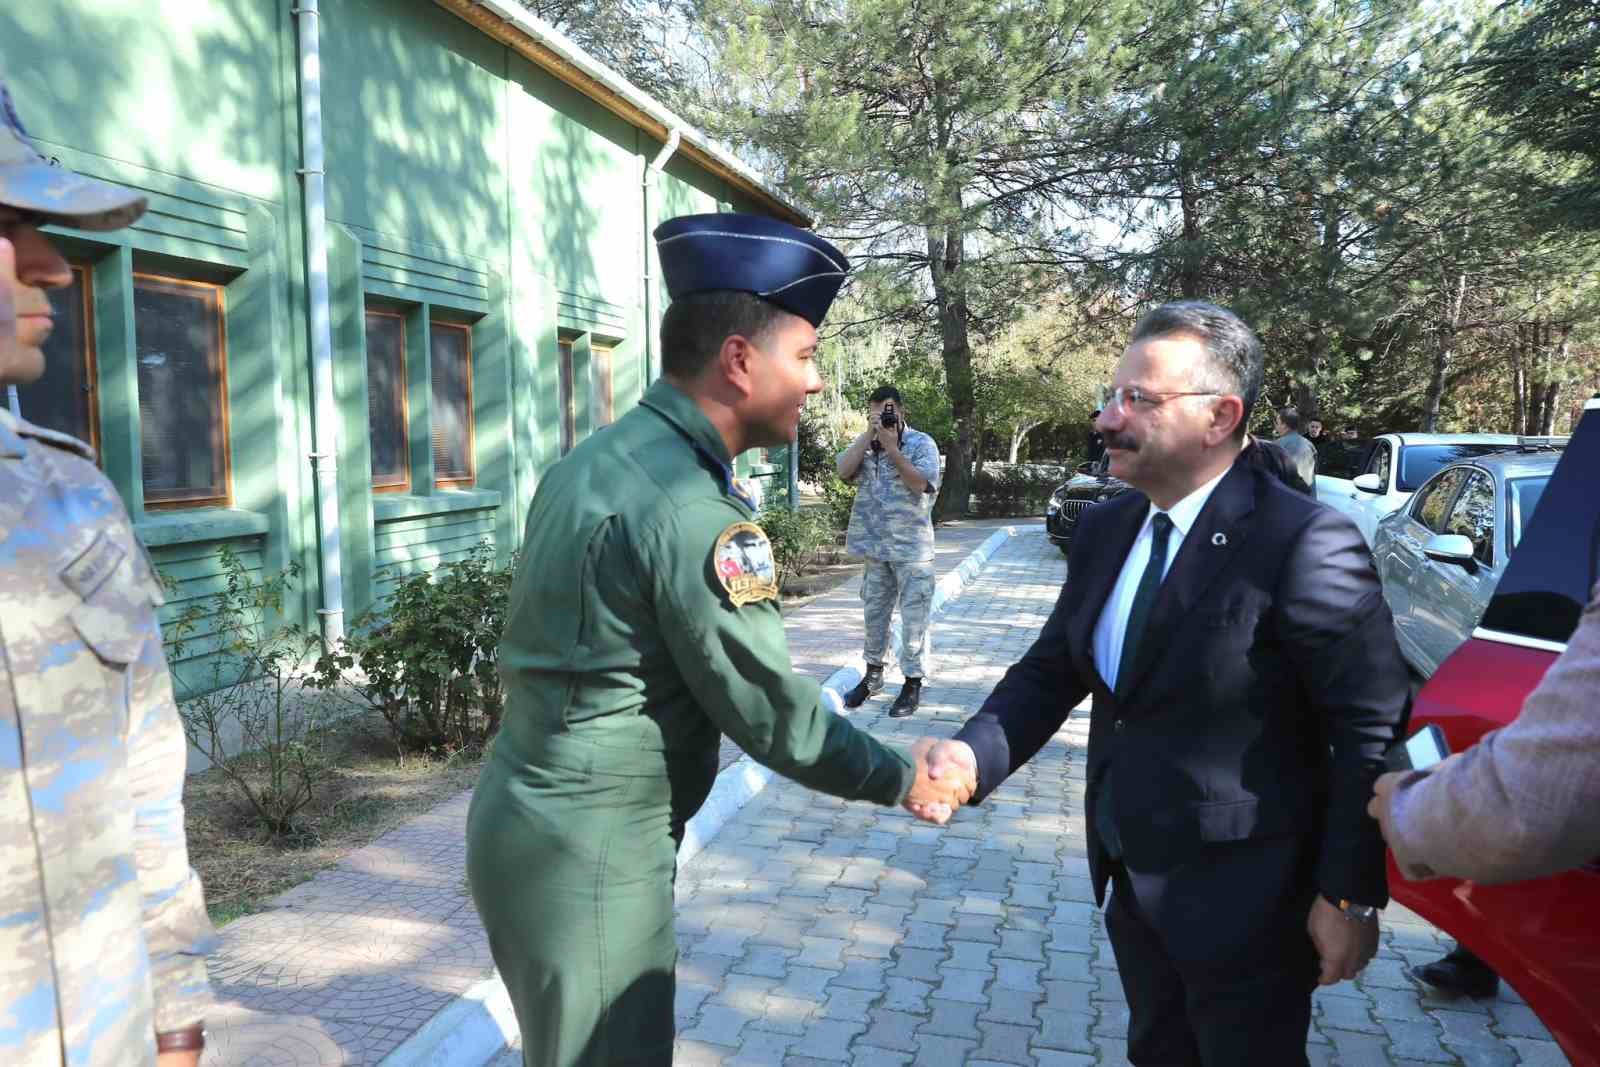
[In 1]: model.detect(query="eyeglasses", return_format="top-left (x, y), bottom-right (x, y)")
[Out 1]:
top-left (1102, 385), bottom-right (1222, 415)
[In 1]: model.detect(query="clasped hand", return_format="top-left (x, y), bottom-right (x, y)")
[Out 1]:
top-left (902, 739), bottom-right (978, 825)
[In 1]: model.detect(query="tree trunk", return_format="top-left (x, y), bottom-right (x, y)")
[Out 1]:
top-left (1511, 324), bottom-right (1527, 434)
top-left (973, 406), bottom-right (987, 481)
top-left (929, 220), bottom-right (975, 520)
top-left (1177, 148), bottom-right (1203, 299)
top-left (1007, 421), bottom-right (1040, 464)
top-left (1420, 273), bottom-right (1467, 432)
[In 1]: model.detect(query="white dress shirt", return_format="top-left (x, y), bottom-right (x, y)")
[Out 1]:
top-left (1093, 468), bottom-right (1230, 692)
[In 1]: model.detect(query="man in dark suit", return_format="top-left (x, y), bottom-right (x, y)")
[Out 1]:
top-left (916, 302), bottom-right (1409, 1065)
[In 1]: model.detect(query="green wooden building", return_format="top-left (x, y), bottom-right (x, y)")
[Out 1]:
top-left (2, 0), bottom-right (802, 664)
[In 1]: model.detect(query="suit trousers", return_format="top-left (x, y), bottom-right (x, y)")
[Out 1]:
top-left (1104, 853), bottom-right (1320, 1067)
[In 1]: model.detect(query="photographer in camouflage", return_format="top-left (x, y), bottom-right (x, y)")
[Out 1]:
top-left (836, 385), bottom-right (941, 717)
top-left (1, 79), bottom-right (214, 1067)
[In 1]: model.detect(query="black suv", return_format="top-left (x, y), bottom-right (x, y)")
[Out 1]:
top-left (1044, 457), bottom-right (1132, 555)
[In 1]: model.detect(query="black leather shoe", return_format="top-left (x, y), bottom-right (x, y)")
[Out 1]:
top-left (1412, 947), bottom-right (1499, 999)
top-left (843, 666), bottom-right (884, 708)
top-left (887, 678), bottom-right (923, 718)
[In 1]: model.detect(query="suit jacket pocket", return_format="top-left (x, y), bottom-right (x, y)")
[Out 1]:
top-left (1191, 798), bottom-right (1261, 842)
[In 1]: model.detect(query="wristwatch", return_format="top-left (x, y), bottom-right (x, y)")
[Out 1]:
top-left (1326, 895), bottom-right (1379, 923)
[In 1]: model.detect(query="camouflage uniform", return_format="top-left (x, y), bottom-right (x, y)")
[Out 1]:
top-left (840, 427), bottom-right (940, 677)
top-left (0, 409), bottom-right (215, 1067)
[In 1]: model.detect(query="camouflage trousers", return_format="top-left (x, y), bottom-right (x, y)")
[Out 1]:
top-left (861, 559), bottom-right (936, 679)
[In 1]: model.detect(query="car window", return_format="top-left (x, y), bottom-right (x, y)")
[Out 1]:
top-left (1365, 441), bottom-right (1391, 485)
top-left (1412, 468), bottom-right (1467, 533)
top-left (1444, 471), bottom-right (1495, 566)
top-left (1507, 476), bottom-right (1550, 551)
top-left (1318, 439), bottom-right (1369, 480)
top-left (1479, 414), bottom-right (1600, 644)
top-left (1397, 444), bottom-right (1514, 492)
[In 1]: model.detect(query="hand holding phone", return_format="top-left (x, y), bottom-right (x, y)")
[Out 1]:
top-left (1385, 723), bottom-right (1450, 772)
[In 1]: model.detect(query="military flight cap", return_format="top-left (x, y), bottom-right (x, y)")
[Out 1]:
top-left (653, 212), bottom-right (850, 328)
top-left (0, 78), bottom-right (147, 232)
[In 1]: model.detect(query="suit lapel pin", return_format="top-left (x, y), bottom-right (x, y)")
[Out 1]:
top-left (1212, 532), bottom-right (1228, 547)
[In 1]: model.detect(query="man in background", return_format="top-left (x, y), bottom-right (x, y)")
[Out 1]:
top-left (836, 385), bottom-right (941, 717)
top-left (1, 78), bottom-right (214, 1067)
top-left (1275, 405), bottom-right (1319, 491)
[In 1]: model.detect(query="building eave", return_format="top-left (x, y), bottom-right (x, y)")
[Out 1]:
top-left (433, 0), bottom-right (811, 228)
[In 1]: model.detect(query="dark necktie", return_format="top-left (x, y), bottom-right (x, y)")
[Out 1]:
top-left (1095, 512), bottom-right (1175, 861)
top-left (1115, 513), bottom-right (1175, 700)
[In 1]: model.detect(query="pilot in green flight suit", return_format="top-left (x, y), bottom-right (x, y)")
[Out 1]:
top-left (466, 213), bottom-right (973, 1067)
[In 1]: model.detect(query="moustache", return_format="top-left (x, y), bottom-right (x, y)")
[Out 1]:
top-left (1102, 433), bottom-right (1139, 451)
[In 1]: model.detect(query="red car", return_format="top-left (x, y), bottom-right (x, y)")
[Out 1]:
top-left (1389, 397), bottom-right (1600, 1065)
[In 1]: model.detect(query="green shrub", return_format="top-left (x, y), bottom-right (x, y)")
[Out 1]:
top-left (819, 472), bottom-right (857, 536)
top-left (970, 464), bottom-right (1066, 517)
top-left (758, 502), bottom-right (832, 587)
top-left (167, 546), bottom-right (329, 839)
top-left (313, 542), bottom-right (513, 756)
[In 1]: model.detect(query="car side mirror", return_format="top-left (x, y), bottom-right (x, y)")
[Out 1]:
top-left (1352, 473), bottom-right (1383, 493)
top-left (1423, 533), bottom-right (1477, 569)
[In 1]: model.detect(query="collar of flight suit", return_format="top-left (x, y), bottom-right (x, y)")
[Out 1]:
top-left (638, 378), bottom-right (757, 508)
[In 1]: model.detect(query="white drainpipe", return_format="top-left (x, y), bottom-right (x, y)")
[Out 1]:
top-left (642, 127), bottom-right (680, 384)
top-left (293, 0), bottom-right (346, 646)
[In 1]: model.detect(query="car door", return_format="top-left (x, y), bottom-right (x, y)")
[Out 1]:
top-left (1386, 467), bottom-right (1468, 674)
top-left (1412, 469), bottom-right (1500, 672)
top-left (1325, 439), bottom-right (1390, 537)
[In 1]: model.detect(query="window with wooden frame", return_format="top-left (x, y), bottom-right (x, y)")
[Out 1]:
top-left (430, 321), bottom-right (474, 487)
top-left (592, 342), bottom-right (614, 427)
top-left (133, 274), bottom-right (231, 508)
top-left (365, 309), bottom-right (409, 492)
top-left (557, 338), bottom-right (576, 456)
top-left (16, 264), bottom-right (97, 451)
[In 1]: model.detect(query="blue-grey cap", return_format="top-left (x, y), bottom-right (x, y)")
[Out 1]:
top-left (1, 80), bottom-right (146, 232)
top-left (653, 213), bottom-right (849, 328)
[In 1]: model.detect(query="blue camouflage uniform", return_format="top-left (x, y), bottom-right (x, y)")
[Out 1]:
top-left (840, 426), bottom-right (940, 677)
top-left (0, 409), bottom-right (216, 1067)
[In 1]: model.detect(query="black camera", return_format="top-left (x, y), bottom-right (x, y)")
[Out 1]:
top-left (880, 402), bottom-right (897, 429)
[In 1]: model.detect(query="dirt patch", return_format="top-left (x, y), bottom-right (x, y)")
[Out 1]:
top-left (780, 550), bottom-right (861, 609)
top-left (183, 714), bottom-right (483, 926)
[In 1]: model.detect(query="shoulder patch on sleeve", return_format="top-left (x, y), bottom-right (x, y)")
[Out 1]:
top-left (713, 521), bottom-right (779, 606)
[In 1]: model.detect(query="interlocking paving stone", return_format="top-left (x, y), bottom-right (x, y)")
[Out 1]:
top-left (221, 525), bottom-right (1563, 1067)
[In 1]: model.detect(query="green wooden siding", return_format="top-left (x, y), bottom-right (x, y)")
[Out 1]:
top-left (6, 0), bottom-right (792, 663)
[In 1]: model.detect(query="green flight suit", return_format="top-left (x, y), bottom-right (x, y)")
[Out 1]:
top-left (467, 378), bottom-right (915, 1067)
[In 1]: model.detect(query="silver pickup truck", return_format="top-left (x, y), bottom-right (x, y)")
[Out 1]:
top-left (1315, 432), bottom-right (1524, 545)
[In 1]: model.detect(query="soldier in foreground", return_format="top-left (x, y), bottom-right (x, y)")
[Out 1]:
top-left (468, 213), bottom-right (974, 1067)
top-left (1, 80), bottom-right (215, 1067)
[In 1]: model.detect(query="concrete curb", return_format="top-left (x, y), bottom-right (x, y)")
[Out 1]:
top-left (379, 524), bottom-right (1019, 1067)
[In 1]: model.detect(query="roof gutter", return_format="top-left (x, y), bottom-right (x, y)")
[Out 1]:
top-left (441, 0), bottom-right (809, 227)
top-left (642, 128), bottom-right (681, 385)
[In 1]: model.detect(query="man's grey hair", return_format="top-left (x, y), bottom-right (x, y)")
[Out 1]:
top-left (1130, 301), bottom-right (1264, 438)
top-left (1277, 405), bottom-right (1302, 432)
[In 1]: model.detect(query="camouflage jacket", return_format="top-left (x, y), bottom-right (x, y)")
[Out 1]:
top-left (840, 426), bottom-right (940, 562)
top-left (0, 409), bottom-right (215, 1067)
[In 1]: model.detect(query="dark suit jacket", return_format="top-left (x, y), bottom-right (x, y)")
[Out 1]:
top-left (956, 453), bottom-right (1408, 924)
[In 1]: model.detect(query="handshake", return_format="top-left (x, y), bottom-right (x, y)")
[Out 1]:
top-left (901, 738), bottom-right (979, 825)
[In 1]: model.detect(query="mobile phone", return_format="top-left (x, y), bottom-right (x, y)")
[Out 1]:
top-left (1384, 723), bottom-right (1451, 772)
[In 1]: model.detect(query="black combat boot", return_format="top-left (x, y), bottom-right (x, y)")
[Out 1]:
top-left (1412, 945), bottom-right (1499, 999)
top-left (843, 665), bottom-right (884, 708)
top-left (887, 678), bottom-right (923, 718)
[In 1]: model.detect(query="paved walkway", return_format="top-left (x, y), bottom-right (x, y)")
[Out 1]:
top-left (199, 520), bottom-right (1022, 1066)
top-left (204, 523), bottom-right (1566, 1066)
top-left (663, 531), bottom-right (1566, 1067)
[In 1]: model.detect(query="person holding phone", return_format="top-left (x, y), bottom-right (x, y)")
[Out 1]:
top-left (836, 385), bottom-right (941, 716)
top-left (1369, 578), bottom-right (1600, 885)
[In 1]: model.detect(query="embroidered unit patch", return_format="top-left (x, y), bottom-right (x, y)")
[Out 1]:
top-left (713, 521), bottom-right (779, 606)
